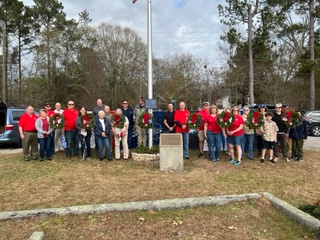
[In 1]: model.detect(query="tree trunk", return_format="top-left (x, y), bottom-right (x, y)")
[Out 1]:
top-left (248, 4), bottom-right (254, 105)
top-left (309, 0), bottom-right (315, 110)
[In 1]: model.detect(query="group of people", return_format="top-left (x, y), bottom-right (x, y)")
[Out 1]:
top-left (163, 101), bottom-right (308, 165)
top-left (18, 97), bottom-right (149, 161)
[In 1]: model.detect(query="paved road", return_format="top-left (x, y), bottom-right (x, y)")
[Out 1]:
top-left (0, 136), bottom-right (319, 155)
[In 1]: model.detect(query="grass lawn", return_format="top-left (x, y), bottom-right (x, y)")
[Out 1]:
top-left (0, 149), bottom-right (319, 239)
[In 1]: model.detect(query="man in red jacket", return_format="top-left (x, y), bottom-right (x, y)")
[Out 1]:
top-left (62, 100), bottom-right (79, 158)
top-left (18, 106), bottom-right (38, 161)
top-left (174, 101), bottom-right (190, 159)
top-left (197, 101), bottom-right (209, 158)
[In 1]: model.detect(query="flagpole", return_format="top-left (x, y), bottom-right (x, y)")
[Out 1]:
top-left (147, 0), bottom-right (153, 149)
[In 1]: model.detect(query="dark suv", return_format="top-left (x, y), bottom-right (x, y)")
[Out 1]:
top-left (0, 101), bottom-right (28, 147)
top-left (303, 110), bottom-right (320, 136)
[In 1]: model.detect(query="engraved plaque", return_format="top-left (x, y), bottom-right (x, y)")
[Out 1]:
top-left (160, 134), bottom-right (182, 146)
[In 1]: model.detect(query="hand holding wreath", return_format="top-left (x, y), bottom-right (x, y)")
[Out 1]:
top-left (111, 113), bottom-right (126, 129)
top-left (137, 112), bottom-right (154, 129)
top-left (49, 113), bottom-right (65, 129)
top-left (216, 111), bottom-right (234, 128)
top-left (282, 111), bottom-right (302, 129)
top-left (80, 113), bottom-right (95, 130)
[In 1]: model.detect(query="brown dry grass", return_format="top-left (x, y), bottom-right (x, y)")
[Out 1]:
top-left (0, 149), bottom-right (319, 239)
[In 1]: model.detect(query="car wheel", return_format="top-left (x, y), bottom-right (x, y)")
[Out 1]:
top-left (310, 125), bottom-right (320, 137)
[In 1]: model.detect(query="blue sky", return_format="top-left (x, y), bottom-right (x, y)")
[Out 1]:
top-left (22, 0), bottom-right (226, 66)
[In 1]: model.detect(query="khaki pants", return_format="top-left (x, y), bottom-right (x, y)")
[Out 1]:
top-left (22, 132), bottom-right (38, 160)
top-left (136, 125), bottom-right (147, 147)
top-left (114, 132), bottom-right (129, 159)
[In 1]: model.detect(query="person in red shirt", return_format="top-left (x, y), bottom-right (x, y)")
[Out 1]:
top-left (197, 101), bottom-right (209, 158)
top-left (18, 106), bottom-right (38, 161)
top-left (227, 106), bottom-right (244, 166)
top-left (204, 105), bottom-right (223, 162)
top-left (174, 101), bottom-right (190, 159)
top-left (62, 100), bottom-right (79, 158)
top-left (44, 103), bottom-right (55, 157)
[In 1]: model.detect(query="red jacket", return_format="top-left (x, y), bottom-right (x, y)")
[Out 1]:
top-left (174, 109), bottom-right (190, 133)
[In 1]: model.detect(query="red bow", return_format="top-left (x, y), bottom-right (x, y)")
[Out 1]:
top-left (253, 112), bottom-right (260, 124)
top-left (143, 113), bottom-right (150, 124)
top-left (223, 112), bottom-right (229, 122)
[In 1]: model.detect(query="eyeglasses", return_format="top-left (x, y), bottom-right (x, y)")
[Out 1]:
top-left (68, 103), bottom-right (74, 106)
top-left (244, 109), bottom-right (249, 111)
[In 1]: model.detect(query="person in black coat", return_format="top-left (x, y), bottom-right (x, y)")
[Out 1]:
top-left (289, 113), bottom-right (308, 161)
top-left (94, 111), bottom-right (112, 161)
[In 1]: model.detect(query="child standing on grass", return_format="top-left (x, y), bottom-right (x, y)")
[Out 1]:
top-left (289, 112), bottom-right (307, 161)
top-left (260, 112), bottom-right (278, 163)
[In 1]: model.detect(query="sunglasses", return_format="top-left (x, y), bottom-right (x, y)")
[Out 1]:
top-left (123, 102), bottom-right (128, 104)
top-left (68, 103), bottom-right (74, 106)
top-left (45, 105), bottom-right (51, 107)
top-left (244, 109), bottom-right (249, 111)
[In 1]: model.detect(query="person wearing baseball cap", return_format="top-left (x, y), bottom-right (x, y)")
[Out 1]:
top-left (197, 101), bottom-right (210, 158)
top-left (272, 103), bottom-right (289, 162)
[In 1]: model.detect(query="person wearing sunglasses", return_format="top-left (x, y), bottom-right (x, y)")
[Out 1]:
top-left (226, 106), bottom-right (244, 166)
top-left (62, 101), bottom-right (79, 158)
top-left (121, 100), bottom-right (134, 148)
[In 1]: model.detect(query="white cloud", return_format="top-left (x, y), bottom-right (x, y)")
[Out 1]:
top-left (22, 0), bottom-right (226, 65)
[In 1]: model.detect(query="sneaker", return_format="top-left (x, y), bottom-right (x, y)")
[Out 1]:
top-left (40, 158), bottom-right (44, 162)
top-left (211, 159), bottom-right (217, 162)
top-left (198, 153), bottom-right (204, 158)
top-left (234, 161), bottom-right (241, 166)
top-left (86, 157), bottom-right (91, 160)
top-left (228, 158), bottom-right (235, 163)
top-left (260, 158), bottom-right (265, 163)
top-left (47, 157), bottom-right (52, 161)
top-left (216, 158), bottom-right (220, 161)
top-left (270, 159), bottom-right (276, 164)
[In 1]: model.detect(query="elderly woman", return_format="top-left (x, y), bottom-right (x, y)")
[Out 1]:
top-left (204, 105), bottom-right (224, 162)
top-left (112, 108), bottom-right (129, 160)
top-left (35, 109), bottom-right (53, 161)
top-left (94, 110), bottom-right (112, 161)
top-left (227, 106), bottom-right (244, 166)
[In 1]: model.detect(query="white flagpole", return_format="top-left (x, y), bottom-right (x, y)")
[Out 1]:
top-left (147, 0), bottom-right (153, 149)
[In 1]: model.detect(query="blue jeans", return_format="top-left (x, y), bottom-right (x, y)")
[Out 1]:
top-left (96, 137), bottom-right (112, 159)
top-left (242, 134), bottom-right (254, 159)
top-left (227, 135), bottom-right (243, 146)
top-left (221, 133), bottom-right (226, 151)
top-left (65, 130), bottom-right (79, 157)
top-left (38, 137), bottom-right (50, 159)
top-left (181, 132), bottom-right (189, 158)
top-left (207, 131), bottom-right (221, 160)
top-left (79, 131), bottom-right (91, 158)
top-left (47, 131), bottom-right (55, 156)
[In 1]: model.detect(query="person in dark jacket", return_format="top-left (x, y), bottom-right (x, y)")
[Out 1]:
top-left (94, 110), bottom-right (112, 161)
top-left (289, 112), bottom-right (308, 161)
top-left (272, 103), bottom-right (289, 162)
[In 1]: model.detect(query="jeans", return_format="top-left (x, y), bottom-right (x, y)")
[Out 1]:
top-left (65, 129), bottom-right (79, 157)
top-left (38, 137), bottom-right (50, 159)
top-left (96, 137), bottom-right (112, 159)
top-left (181, 132), bottom-right (189, 158)
top-left (242, 134), bottom-right (254, 159)
top-left (79, 131), bottom-right (91, 159)
top-left (221, 133), bottom-right (226, 151)
top-left (274, 133), bottom-right (287, 158)
top-left (207, 131), bottom-right (221, 160)
top-left (47, 131), bottom-right (55, 156)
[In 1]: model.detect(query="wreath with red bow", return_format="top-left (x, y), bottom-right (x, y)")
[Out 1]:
top-left (216, 111), bottom-right (234, 128)
top-left (137, 112), bottom-right (154, 129)
top-left (80, 113), bottom-right (95, 130)
top-left (49, 113), bottom-right (65, 129)
top-left (111, 114), bottom-right (126, 129)
top-left (282, 111), bottom-right (302, 129)
top-left (246, 111), bottom-right (264, 129)
top-left (187, 113), bottom-right (202, 130)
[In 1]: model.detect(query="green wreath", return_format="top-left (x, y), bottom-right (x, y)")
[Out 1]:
top-left (111, 113), bottom-right (126, 129)
top-left (80, 113), bottom-right (95, 130)
top-left (187, 113), bottom-right (202, 130)
top-left (137, 112), bottom-right (154, 129)
top-left (246, 111), bottom-right (264, 129)
top-left (49, 113), bottom-right (65, 129)
top-left (282, 111), bottom-right (302, 129)
top-left (216, 111), bottom-right (234, 128)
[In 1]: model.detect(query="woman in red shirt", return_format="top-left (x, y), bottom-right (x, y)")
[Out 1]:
top-left (227, 106), bottom-right (244, 166)
top-left (204, 105), bottom-right (223, 162)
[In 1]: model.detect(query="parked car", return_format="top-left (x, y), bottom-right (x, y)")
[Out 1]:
top-left (0, 101), bottom-right (32, 147)
top-left (303, 110), bottom-right (320, 136)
